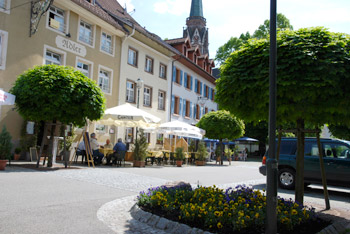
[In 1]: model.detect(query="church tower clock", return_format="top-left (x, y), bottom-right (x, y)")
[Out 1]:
top-left (183, 0), bottom-right (209, 56)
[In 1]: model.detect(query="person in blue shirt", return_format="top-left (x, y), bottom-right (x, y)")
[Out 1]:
top-left (113, 138), bottom-right (127, 152)
top-left (107, 138), bottom-right (127, 165)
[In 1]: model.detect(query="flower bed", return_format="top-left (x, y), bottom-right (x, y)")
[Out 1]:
top-left (137, 184), bottom-right (330, 234)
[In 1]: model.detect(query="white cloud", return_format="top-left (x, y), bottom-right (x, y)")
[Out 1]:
top-left (153, 0), bottom-right (191, 16)
top-left (117, 0), bottom-right (135, 12)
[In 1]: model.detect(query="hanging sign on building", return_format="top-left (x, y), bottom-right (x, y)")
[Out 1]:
top-left (0, 90), bottom-right (16, 105)
top-left (55, 35), bottom-right (87, 57)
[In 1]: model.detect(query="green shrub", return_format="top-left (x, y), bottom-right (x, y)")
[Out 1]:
top-left (175, 147), bottom-right (185, 161)
top-left (197, 141), bottom-right (208, 161)
top-left (133, 129), bottom-right (148, 161)
top-left (0, 126), bottom-right (13, 160)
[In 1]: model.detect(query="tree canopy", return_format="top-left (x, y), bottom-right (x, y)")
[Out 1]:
top-left (216, 27), bottom-right (350, 127)
top-left (328, 124), bottom-right (350, 140)
top-left (10, 65), bottom-right (106, 126)
top-left (196, 110), bottom-right (245, 141)
top-left (215, 13), bottom-right (293, 64)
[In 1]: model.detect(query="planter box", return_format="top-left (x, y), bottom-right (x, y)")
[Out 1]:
top-left (176, 160), bottom-right (183, 167)
top-left (133, 160), bottom-right (145, 167)
top-left (195, 160), bottom-right (206, 166)
top-left (0, 159), bottom-right (8, 170)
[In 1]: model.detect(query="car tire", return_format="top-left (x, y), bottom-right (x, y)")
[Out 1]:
top-left (278, 168), bottom-right (295, 190)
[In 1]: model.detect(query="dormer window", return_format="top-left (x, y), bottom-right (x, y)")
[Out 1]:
top-left (184, 46), bottom-right (187, 56)
top-left (194, 54), bottom-right (197, 64)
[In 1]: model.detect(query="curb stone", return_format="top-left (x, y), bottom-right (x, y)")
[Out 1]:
top-left (130, 203), bottom-right (214, 234)
top-left (317, 221), bottom-right (350, 234)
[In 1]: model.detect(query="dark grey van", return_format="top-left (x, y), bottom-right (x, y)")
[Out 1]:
top-left (259, 138), bottom-right (350, 189)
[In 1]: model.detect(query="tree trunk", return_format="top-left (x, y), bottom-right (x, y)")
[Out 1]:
top-left (47, 120), bottom-right (57, 168)
top-left (36, 122), bottom-right (48, 168)
top-left (220, 139), bottom-right (224, 165)
top-left (295, 119), bottom-right (305, 205)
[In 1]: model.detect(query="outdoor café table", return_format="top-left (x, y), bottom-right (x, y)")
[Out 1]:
top-left (146, 151), bottom-right (163, 165)
top-left (99, 148), bottom-right (114, 162)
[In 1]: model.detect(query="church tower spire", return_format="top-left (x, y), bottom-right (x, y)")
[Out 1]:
top-left (183, 0), bottom-right (209, 55)
top-left (189, 0), bottom-right (203, 18)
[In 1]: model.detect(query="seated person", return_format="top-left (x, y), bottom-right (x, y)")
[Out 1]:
top-left (104, 139), bottom-right (114, 165)
top-left (112, 138), bottom-right (127, 165)
top-left (90, 133), bottom-right (104, 165)
top-left (76, 141), bottom-right (86, 163)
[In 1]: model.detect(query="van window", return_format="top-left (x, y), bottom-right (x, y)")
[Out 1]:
top-left (323, 143), bottom-right (350, 159)
top-left (279, 141), bottom-right (296, 155)
top-left (305, 142), bottom-right (319, 156)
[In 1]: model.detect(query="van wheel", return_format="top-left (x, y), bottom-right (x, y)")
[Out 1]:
top-left (278, 168), bottom-right (295, 190)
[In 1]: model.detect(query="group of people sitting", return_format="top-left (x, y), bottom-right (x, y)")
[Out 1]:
top-left (76, 132), bottom-right (127, 166)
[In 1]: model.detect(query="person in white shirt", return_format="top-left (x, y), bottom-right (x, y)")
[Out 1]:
top-left (90, 133), bottom-right (104, 165)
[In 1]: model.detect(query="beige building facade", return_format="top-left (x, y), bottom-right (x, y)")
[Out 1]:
top-left (0, 0), bottom-right (126, 143)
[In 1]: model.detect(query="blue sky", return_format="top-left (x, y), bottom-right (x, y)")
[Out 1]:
top-left (118, 0), bottom-right (350, 59)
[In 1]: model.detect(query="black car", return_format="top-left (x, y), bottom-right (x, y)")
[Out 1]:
top-left (259, 137), bottom-right (350, 189)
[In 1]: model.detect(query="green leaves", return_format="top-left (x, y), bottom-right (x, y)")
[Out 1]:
top-left (10, 65), bottom-right (106, 126)
top-left (196, 110), bottom-right (244, 141)
top-left (216, 27), bottom-right (350, 126)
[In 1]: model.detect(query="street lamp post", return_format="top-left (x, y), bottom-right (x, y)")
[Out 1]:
top-left (135, 78), bottom-right (143, 140)
top-left (136, 78), bottom-right (144, 109)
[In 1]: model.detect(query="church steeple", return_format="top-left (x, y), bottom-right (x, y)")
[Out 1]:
top-left (183, 0), bottom-right (209, 55)
top-left (190, 0), bottom-right (203, 18)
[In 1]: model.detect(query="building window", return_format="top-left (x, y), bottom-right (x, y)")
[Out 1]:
top-left (159, 63), bottom-right (167, 79)
top-left (175, 68), bottom-right (181, 84)
top-left (174, 96), bottom-right (180, 115)
top-left (143, 86), bottom-right (152, 107)
top-left (158, 90), bottom-right (165, 110)
top-left (185, 100), bottom-right (190, 117)
top-left (128, 47), bottom-right (138, 66)
top-left (79, 20), bottom-right (93, 46)
top-left (0, 0), bottom-right (10, 13)
top-left (211, 89), bottom-right (215, 101)
top-left (48, 6), bottom-right (65, 33)
top-left (76, 58), bottom-right (92, 79)
top-left (101, 32), bottom-right (113, 55)
top-left (185, 74), bottom-right (191, 89)
top-left (145, 56), bottom-right (153, 73)
top-left (126, 81), bottom-right (135, 103)
top-left (125, 127), bottom-right (134, 143)
top-left (205, 107), bottom-right (208, 114)
top-left (204, 85), bottom-right (209, 98)
top-left (156, 133), bottom-right (164, 144)
top-left (195, 79), bottom-right (202, 94)
top-left (98, 68), bottom-right (111, 93)
top-left (0, 30), bottom-right (8, 70)
top-left (196, 104), bottom-right (200, 120)
top-left (45, 50), bottom-right (62, 65)
top-left (144, 132), bottom-right (151, 143)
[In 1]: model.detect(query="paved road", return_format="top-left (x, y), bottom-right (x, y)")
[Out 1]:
top-left (0, 161), bottom-right (349, 234)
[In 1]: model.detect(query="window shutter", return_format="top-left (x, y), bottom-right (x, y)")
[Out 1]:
top-left (183, 99), bottom-right (186, 117)
top-left (172, 66), bottom-right (176, 82)
top-left (171, 95), bottom-right (175, 114)
top-left (209, 87), bottom-right (212, 100)
top-left (190, 76), bottom-right (193, 90)
top-left (190, 102), bottom-right (192, 118)
top-left (194, 105), bottom-right (197, 119)
top-left (184, 72), bottom-right (187, 88)
top-left (204, 84), bottom-right (207, 97)
top-left (180, 70), bottom-right (183, 85)
top-left (195, 79), bottom-right (198, 93)
top-left (179, 98), bottom-right (182, 116)
top-left (200, 82), bottom-right (203, 95)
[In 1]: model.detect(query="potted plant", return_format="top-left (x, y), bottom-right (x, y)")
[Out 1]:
top-left (132, 129), bottom-right (148, 167)
top-left (175, 147), bottom-right (185, 167)
top-left (14, 147), bottom-right (21, 160)
top-left (0, 126), bottom-right (13, 170)
top-left (196, 141), bottom-right (208, 166)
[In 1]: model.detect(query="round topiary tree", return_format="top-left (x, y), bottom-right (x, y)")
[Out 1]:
top-left (216, 27), bottom-right (350, 203)
top-left (196, 110), bottom-right (244, 165)
top-left (10, 65), bottom-right (106, 167)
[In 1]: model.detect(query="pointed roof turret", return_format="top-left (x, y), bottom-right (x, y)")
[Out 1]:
top-left (189, 0), bottom-right (203, 18)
